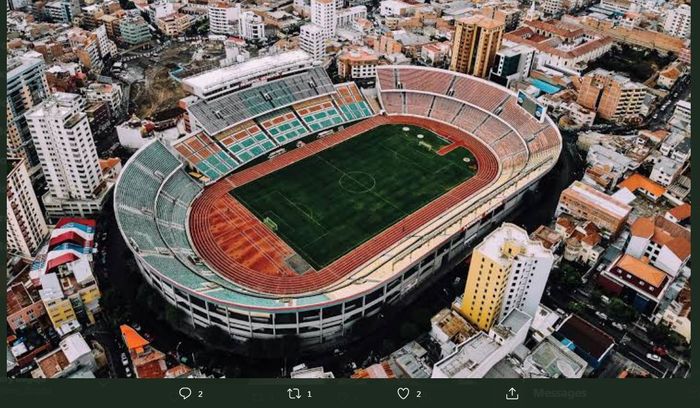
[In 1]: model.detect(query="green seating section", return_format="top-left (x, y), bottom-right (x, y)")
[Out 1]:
top-left (257, 108), bottom-right (309, 144)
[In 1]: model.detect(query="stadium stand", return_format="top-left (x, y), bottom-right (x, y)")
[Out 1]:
top-left (451, 76), bottom-right (509, 112)
top-left (395, 66), bottom-right (454, 95)
top-left (405, 92), bottom-right (435, 117)
top-left (429, 96), bottom-right (463, 124)
top-left (214, 121), bottom-right (277, 163)
top-left (452, 104), bottom-right (489, 134)
top-left (294, 96), bottom-right (345, 131)
top-left (156, 169), bottom-right (202, 254)
top-left (498, 99), bottom-right (547, 141)
top-left (173, 132), bottom-right (239, 181)
top-left (115, 141), bottom-right (181, 252)
top-left (188, 67), bottom-right (336, 136)
top-left (473, 116), bottom-right (512, 145)
top-left (256, 108), bottom-right (310, 144)
top-left (382, 92), bottom-right (403, 114)
top-left (332, 83), bottom-right (374, 121)
top-left (377, 67), bottom-right (397, 90)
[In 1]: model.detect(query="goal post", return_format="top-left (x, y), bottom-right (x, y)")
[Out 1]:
top-left (418, 141), bottom-right (433, 151)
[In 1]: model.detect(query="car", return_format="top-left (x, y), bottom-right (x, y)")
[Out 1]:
top-left (120, 353), bottom-right (129, 366)
top-left (125, 366), bottom-right (133, 378)
top-left (653, 346), bottom-right (668, 357)
top-left (595, 311), bottom-right (608, 321)
top-left (646, 353), bottom-right (662, 363)
top-left (611, 322), bottom-right (626, 331)
top-left (132, 323), bottom-right (142, 331)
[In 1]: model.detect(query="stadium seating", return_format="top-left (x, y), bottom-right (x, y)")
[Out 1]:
top-left (156, 170), bottom-right (202, 254)
top-left (188, 67), bottom-right (337, 136)
top-left (429, 96), bottom-right (462, 124)
top-left (498, 99), bottom-right (547, 141)
top-left (473, 117), bottom-right (512, 145)
top-left (256, 108), bottom-right (310, 144)
top-left (174, 132), bottom-right (240, 181)
top-left (382, 93), bottom-right (403, 114)
top-left (294, 96), bottom-right (345, 132)
top-left (451, 76), bottom-right (509, 112)
top-left (395, 67), bottom-right (454, 95)
top-left (332, 83), bottom-right (374, 121)
top-left (377, 67), bottom-right (396, 90)
top-left (134, 139), bottom-right (182, 178)
top-left (376, 66), bottom-right (561, 184)
top-left (452, 104), bottom-right (489, 134)
top-left (405, 93), bottom-right (434, 117)
top-left (214, 120), bottom-right (277, 163)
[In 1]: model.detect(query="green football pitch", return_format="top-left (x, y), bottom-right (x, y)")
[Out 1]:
top-left (230, 124), bottom-right (478, 270)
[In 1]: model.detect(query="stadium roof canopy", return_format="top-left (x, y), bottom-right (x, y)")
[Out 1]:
top-left (189, 67), bottom-right (336, 135)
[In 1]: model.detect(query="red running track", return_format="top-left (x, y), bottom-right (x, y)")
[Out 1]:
top-left (189, 115), bottom-right (500, 295)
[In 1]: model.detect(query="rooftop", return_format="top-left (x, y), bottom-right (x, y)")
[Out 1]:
top-left (618, 173), bottom-right (666, 198)
top-left (629, 216), bottom-right (690, 260)
top-left (667, 203), bottom-right (691, 222)
top-left (182, 50), bottom-right (312, 94)
top-left (556, 314), bottom-right (614, 360)
top-left (477, 223), bottom-right (552, 266)
top-left (615, 254), bottom-right (667, 288)
top-left (565, 181), bottom-right (632, 220)
top-left (525, 336), bottom-right (588, 378)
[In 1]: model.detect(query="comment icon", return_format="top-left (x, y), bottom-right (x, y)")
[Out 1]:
top-left (179, 387), bottom-right (192, 400)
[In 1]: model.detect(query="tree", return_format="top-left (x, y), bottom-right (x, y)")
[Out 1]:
top-left (606, 298), bottom-right (637, 323)
top-left (567, 301), bottom-right (584, 314)
top-left (590, 290), bottom-right (603, 306)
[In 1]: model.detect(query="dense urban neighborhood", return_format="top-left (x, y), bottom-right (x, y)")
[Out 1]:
top-left (6, 0), bottom-right (691, 381)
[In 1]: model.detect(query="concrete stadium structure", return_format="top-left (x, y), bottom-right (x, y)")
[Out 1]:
top-left (114, 65), bottom-right (562, 349)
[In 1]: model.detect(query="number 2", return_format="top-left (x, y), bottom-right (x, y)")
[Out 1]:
top-left (417, 391), bottom-right (422, 398)
top-left (198, 391), bottom-right (204, 398)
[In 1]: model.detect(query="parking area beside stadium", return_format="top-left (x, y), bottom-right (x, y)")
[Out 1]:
top-left (230, 124), bottom-right (478, 269)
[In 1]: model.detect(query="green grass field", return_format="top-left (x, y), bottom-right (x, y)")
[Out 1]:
top-left (231, 124), bottom-right (477, 269)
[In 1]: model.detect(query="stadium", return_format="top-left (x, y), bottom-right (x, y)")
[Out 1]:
top-left (114, 62), bottom-right (562, 349)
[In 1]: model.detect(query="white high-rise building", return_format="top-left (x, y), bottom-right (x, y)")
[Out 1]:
top-left (311, 0), bottom-right (337, 38)
top-left (336, 5), bottom-right (366, 27)
top-left (300, 24), bottom-right (326, 60)
top-left (541, 0), bottom-right (564, 16)
top-left (663, 4), bottom-right (691, 39)
top-left (7, 157), bottom-right (48, 257)
top-left (208, 2), bottom-right (241, 36)
top-left (7, 53), bottom-right (50, 171)
top-left (239, 11), bottom-right (266, 40)
top-left (26, 93), bottom-right (111, 219)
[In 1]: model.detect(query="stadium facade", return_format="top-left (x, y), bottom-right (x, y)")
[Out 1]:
top-left (114, 62), bottom-right (561, 349)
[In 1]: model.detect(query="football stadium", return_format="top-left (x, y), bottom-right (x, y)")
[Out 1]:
top-left (114, 62), bottom-right (562, 348)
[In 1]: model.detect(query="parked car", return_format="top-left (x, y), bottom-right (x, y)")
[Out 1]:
top-left (611, 322), bottom-right (626, 331)
top-left (653, 346), bottom-right (668, 357)
top-left (125, 366), bottom-right (133, 378)
top-left (121, 353), bottom-right (129, 366)
top-left (646, 353), bottom-right (662, 363)
top-left (595, 311), bottom-right (608, 321)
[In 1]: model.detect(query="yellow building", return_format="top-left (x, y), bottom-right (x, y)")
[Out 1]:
top-left (38, 257), bottom-right (102, 330)
top-left (460, 223), bottom-right (553, 331)
top-left (44, 297), bottom-right (78, 329)
top-left (449, 15), bottom-right (504, 78)
top-left (78, 284), bottom-right (102, 325)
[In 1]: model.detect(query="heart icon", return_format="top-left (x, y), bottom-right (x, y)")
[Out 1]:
top-left (397, 387), bottom-right (410, 400)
